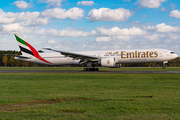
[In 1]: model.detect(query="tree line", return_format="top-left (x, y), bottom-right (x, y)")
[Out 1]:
top-left (0, 50), bottom-right (180, 67)
top-left (0, 50), bottom-right (40, 67)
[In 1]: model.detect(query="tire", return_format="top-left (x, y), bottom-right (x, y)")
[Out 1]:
top-left (95, 68), bottom-right (99, 71)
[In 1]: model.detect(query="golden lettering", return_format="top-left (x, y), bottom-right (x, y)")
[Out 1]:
top-left (149, 51), bottom-right (153, 58)
top-left (105, 51), bottom-right (119, 55)
top-left (108, 52), bottom-right (112, 54)
top-left (138, 52), bottom-right (141, 58)
top-left (117, 50), bottom-right (159, 59)
top-left (121, 51), bottom-right (126, 58)
top-left (146, 51), bottom-right (149, 58)
top-left (154, 51), bottom-right (158, 57)
top-left (141, 52), bottom-right (145, 58)
top-left (127, 52), bottom-right (134, 58)
top-left (135, 51), bottom-right (137, 58)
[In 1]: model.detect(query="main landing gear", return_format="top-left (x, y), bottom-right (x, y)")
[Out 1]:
top-left (83, 61), bottom-right (99, 71)
top-left (83, 68), bottom-right (99, 71)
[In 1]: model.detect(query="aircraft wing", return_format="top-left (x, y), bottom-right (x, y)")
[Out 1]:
top-left (5, 54), bottom-right (31, 59)
top-left (43, 48), bottom-right (100, 61)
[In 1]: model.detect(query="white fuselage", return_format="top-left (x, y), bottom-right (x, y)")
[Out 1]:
top-left (15, 49), bottom-right (178, 65)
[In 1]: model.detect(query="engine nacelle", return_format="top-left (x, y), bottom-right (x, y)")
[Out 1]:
top-left (99, 57), bottom-right (116, 67)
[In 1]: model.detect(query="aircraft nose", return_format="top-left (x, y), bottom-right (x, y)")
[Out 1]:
top-left (175, 54), bottom-right (178, 58)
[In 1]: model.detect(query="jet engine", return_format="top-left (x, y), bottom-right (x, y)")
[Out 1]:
top-left (99, 57), bottom-right (121, 68)
top-left (98, 57), bottom-right (114, 67)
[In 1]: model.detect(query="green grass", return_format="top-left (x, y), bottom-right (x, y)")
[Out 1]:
top-left (0, 70), bottom-right (180, 119)
top-left (0, 66), bottom-right (180, 71)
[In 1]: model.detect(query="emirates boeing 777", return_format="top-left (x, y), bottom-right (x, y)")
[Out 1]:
top-left (6, 33), bottom-right (178, 71)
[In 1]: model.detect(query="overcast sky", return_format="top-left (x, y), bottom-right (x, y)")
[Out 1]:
top-left (1, 0), bottom-right (180, 55)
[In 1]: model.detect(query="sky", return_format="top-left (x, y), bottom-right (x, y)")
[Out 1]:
top-left (1, 0), bottom-right (180, 55)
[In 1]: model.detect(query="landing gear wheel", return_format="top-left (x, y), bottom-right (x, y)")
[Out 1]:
top-left (83, 68), bottom-right (99, 71)
top-left (162, 61), bottom-right (167, 69)
top-left (162, 65), bottom-right (165, 69)
top-left (95, 68), bottom-right (99, 71)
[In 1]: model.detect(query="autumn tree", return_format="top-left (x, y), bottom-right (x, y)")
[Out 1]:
top-left (14, 54), bottom-right (21, 67)
top-left (22, 61), bottom-right (30, 67)
top-left (2, 55), bottom-right (8, 67)
top-left (14, 59), bottom-right (21, 67)
top-left (8, 56), bottom-right (15, 66)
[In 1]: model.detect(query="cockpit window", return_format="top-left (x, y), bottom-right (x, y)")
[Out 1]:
top-left (170, 52), bottom-right (175, 54)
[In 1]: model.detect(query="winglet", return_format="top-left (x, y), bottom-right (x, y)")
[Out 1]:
top-left (43, 48), bottom-right (52, 50)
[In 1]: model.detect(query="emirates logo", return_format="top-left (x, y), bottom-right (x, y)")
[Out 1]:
top-left (107, 60), bottom-right (110, 64)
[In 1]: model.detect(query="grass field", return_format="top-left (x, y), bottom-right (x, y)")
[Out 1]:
top-left (1, 66), bottom-right (180, 71)
top-left (0, 67), bottom-right (180, 119)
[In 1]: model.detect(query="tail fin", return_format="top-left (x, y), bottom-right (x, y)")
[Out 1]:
top-left (14, 33), bottom-right (36, 56)
top-left (14, 33), bottom-right (51, 64)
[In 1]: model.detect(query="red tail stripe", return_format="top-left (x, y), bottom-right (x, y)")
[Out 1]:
top-left (25, 41), bottom-right (51, 64)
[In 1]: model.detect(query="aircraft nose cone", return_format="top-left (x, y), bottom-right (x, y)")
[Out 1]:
top-left (175, 54), bottom-right (178, 58)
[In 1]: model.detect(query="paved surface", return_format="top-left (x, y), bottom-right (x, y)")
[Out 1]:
top-left (0, 70), bottom-right (180, 73)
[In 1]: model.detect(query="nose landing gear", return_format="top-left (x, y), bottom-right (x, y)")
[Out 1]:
top-left (162, 65), bottom-right (165, 69)
top-left (162, 61), bottom-right (168, 69)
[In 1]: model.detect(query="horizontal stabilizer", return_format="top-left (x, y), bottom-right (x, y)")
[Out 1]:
top-left (5, 54), bottom-right (31, 59)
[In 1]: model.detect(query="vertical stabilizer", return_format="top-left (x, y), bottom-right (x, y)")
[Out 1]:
top-left (14, 33), bottom-right (34, 56)
top-left (14, 33), bottom-right (51, 64)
